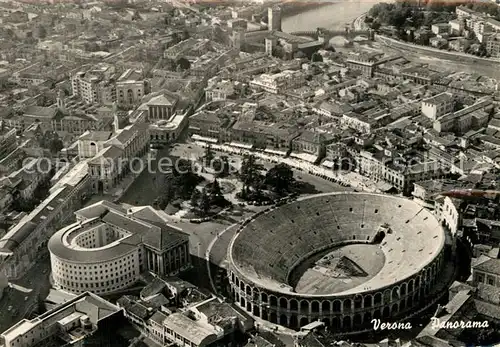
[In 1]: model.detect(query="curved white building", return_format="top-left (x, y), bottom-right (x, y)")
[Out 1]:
top-left (49, 201), bottom-right (190, 295)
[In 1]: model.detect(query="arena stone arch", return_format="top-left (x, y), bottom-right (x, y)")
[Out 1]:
top-left (343, 298), bottom-right (352, 312)
top-left (392, 286), bottom-right (400, 300)
top-left (400, 283), bottom-right (407, 296)
top-left (270, 295), bottom-right (277, 307)
top-left (261, 292), bottom-right (268, 303)
top-left (364, 294), bottom-right (372, 308)
top-left (354, 295), bottom-right (363, 309)
top-left (290, 299), bottom-right (298, 311)
top-left (383, 289), bottom-right (391, 304)
top-left (408, 279), bottom-right (414, 293)
top-left (322, 300), bottom-right (330, 312)
top-left (258, 291), bottom-right (265, 302)
top-left (290, 315), bottom-right (298, 328)
top-left (333, 300), bottom-right (341, 312)
top-left (312, 301), bottom-right (320, 313)
top-left (279, 297), bottom-right (288, 309)
top-left (300, 300), bottom-right (309, 312)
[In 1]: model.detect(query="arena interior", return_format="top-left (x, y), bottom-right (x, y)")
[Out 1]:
top-left (227, 192), bottom-right (449, 334)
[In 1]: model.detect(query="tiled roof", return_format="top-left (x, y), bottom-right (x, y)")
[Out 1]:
top-left (473, 257), bottom-right (500, 275)
top-left (23, 106), bottom-right (57, 119)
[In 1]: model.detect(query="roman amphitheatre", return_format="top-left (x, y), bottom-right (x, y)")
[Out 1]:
top-left (226, 192), bottom-right (449, 334)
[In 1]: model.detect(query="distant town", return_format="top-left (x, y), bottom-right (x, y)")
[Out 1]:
top-left (0, 0), bottom-right (500, 347)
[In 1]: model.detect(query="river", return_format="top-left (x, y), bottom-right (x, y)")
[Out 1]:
top-left (281, 1), bottom-right (500, 79)
top-left (281, 0), bottom-right (375, 32)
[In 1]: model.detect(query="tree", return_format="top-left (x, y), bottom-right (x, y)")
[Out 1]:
top-left (218, 156), bottom-right (230, 178)
top-left (11, 196), bottom-right (36, 212)
top-left (408, 30), bottom-right (415, 43)
top-left (294, 51), bottom-right (306, 59)
top-left (272, 45), bottom-right (285, 59)
top-left (203, 145), bottom-right (215, 166)
top-left (239, 155), bottom-right (263, 191)
top-left (49, 138), bottom-right (64, 154)
top-left (171, 32), bottom-right (180, 44)
top-left (208, 179), bottom-right (222, 199)
top-left (370, 21), bottom-right (381, 31)
top-left (200, 191), bottom-right (211, 216)
top-left (176, 57), bottom-right (190, 71)
top-left (161, 180), bottom-right (175, 208)
top-left (311, 52), bottom-right (323, 62)
top-left (213, 155), bottom-right (230, 178)
top-left (477, 43), bottom-right (487, 57)
top-left (168, 159), bottom-right (204, 200)
top-left (190, 189), bottom-right (201, 207)
top-left (265, 163), bottom-right (294, 195)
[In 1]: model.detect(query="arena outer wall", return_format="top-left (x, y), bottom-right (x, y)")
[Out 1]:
top-left (227, 192), bottom-right (448, 334)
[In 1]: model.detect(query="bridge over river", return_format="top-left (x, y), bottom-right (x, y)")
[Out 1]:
top-left (290, 27), bottom-right (372, 40)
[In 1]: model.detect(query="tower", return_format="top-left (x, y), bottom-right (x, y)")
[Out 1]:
top-left (112, 103), bottom-right (120, 133)
top-left (232, 29), bottom-right (245, 51)
top-left (265, 36), bottom-right (276, 56)
top-left (56, 89), bottom-right (66, 113)
top-left (268, 6), bottom-right (281, 32)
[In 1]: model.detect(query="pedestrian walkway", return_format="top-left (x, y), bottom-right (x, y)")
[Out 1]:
top-left (192, 141), bottom-right (382, 193)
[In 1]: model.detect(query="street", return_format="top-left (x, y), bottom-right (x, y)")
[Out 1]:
top-left (119, 145), bottom-right (174, 206)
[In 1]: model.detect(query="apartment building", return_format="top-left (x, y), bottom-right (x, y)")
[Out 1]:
top-left (249, 70), bottom-right (306, 94)
top-left (433, 97), bottom-right (493, 134)
top-left (358, 150), bottom-right (442, 195)
top-left (70, 63), bottom-right (117, 105)
top-left (421, 92), bottom-right (455, 120)
top-left (486, 33), bottom-right (500, 57)
top-left (81, 122), bottom-right (149, 194)
top-left (0, 162), bottom-right (91, 279)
